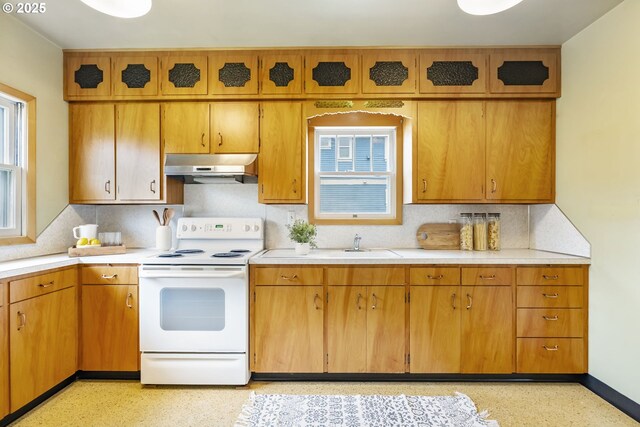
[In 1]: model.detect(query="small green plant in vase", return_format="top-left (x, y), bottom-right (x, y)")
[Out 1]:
top-left (287, 219), bottom-right (317, 255)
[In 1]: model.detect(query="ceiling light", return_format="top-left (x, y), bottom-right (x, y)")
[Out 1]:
top-left (80, 0), bottom-right (152, 18)
top-left (457, 0), bottom-right (524, 16)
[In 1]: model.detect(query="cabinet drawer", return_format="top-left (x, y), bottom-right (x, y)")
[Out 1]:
top-left (517, 286), bottom-right (583, 308)
top-left (255, 267), bottom-right (323, 286)
top-left (517, 338), bottom-right (584, 373)
top-left (9, 268), bottom-right (77, 303)
top-left (410, 267), bottom-right (460, 285)
top-left (517, 267), bottom-right (584, 286)
top-left (461, 267), bottom-right (513, 286)
top-left (327, 267), bottom-right (405, 286)
top-left (81, 266), bottom-right (138, 285)
top-left (517, 309), bottom-right (583, 337)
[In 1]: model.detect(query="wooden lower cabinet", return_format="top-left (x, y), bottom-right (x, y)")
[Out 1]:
top-left (0, 283), bottom-right (9, 419)
top-left (254, 286), bottom-right (324, 372)
top-left (81, 285), bottom-right (139, 371)
top-left (9, 286), bottom-right (77, 411)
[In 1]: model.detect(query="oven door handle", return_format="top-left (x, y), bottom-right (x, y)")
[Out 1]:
top-left (138, 269), bottom-right (246, 279)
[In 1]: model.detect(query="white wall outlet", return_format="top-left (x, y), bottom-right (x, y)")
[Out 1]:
top-left (287, 211), bottom-right (296, 225)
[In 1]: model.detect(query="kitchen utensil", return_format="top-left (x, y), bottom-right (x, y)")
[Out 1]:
top-left (165, 208), bottom-right (175, 224)
top-left (162, 208), bottom-right (169, 226)
top-left (73, 224), bottom-right (99, 240)
top-left (153, 210), bottom-right (163, 226)
top-left (416, 223), bottom-right (461, 250)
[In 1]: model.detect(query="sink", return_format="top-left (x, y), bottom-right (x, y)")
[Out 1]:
top-left (314, 249), bottom-right (400, 258)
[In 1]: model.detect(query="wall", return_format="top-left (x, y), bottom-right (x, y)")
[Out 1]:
top-left (557, 0), bottom-right (640, 402)
top-left (0, 14), bottom-right (67, 235)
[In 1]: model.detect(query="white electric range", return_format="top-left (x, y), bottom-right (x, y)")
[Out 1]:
top-left (138, 217), bottom-right (263, 385)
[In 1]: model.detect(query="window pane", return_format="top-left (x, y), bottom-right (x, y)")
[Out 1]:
top-left (0, 168), bottom-right (13, 228)
top-left (319, 175), bottom-right (389, 214)
top-left (0, 106), bottom-right (6, 164)
top-left (319, 137), bottom-right (336, 172)
top-left (354, 136), bottom-right (371, 172)
top-left (372, 136), bottom-right (388, 172)
top-left (337, 136), bottom-right (352, 160)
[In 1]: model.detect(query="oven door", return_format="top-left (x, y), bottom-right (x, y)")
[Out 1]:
top-left (139, 265), bottom-right (247, 353)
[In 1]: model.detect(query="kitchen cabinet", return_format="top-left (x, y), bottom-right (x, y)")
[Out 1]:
top-left (160, 54), bottom-right (208, 95)
top-left (209, 102), bottom-right (259, 153)
top-left (361, 51), bottom-right (416, 94)
top-left (305, 53), bottom-right (360, 94)
top-left (81, 265), bottom-right (139, 371)
top-left (9, 269), bottom-right (77, 412)
top-left (260, 54), bottom-right (303, 95)
top-left (415, 101), bottom-right (485, 201)
top-left (258, 102), bottom-right (304, 203)
top-left (490, 50), bottom-right (559, 96)
top-left (65, 55), bottom-right (111, 97)
top-left (162, 102), bottom-right (210, 154)
top-left (113, 56), bottom-right (159, 96)
top-left (210, 53), bottom-right (258, 95)
top-left (0, 282), bottom-right (8, 420)
top-left (419, 51), bottom-right (487, 94)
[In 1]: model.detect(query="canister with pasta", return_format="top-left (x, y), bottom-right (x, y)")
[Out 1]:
top-left (473, 213), bottom-right (487, 251)
top-left (487, 213), bottom-right (501, 251)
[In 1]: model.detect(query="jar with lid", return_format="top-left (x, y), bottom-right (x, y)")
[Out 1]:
top-left (487, 213), bottom-right (501, 251)
top-left (473, 213), bottom-right (487, 251)
top-left (459, 213), bottom-right (473, 251)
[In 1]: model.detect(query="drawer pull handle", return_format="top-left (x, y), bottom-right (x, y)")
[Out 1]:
top-left (451, 292), bottom-right (456, 310)
top-left (38, 281), bottom-right (54, 288)
top-left (125, 292), bottom-right (133, 309)
top-left (491, 178), bottom-right (497, 193)
top-left (371, 293), bottom-right (378, 310)
top-left (101, 274), bottom-right (118, 280)
top-left (17, 311), bottom-right (26, 330)
top-left (313, 293), bottom-right (321, 310)
top-left (280, 274), bottom-right (298, 281)
top-left (422, 179), bottom-right (427, 193)
top-left (427, 274), bottom-right (444, 280)
top-left (543, 315), bottom-right (559, 321)
top-left (479, 275), bottom-right (495, 280)
top-left (356, 293), bottom-right (363, 310)
top-left (466, 294), bottom-right (472, 310)
top-left (150, 179), bottom-right (157, 194)
top-left (543, 293), bottom-right (559, 298)
top-left (543, 345), bottom-right (559, 351)
top-left (542, 275), bottom-right (559, 280)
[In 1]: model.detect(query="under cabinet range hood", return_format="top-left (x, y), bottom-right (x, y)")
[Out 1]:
top-left (164, 153), bottom-right (257, 184)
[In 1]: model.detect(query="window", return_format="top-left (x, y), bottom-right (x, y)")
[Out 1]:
top-left (309, 113), bottom-right (403, 224)
top-left (0, 83), bottom-right (35, 245)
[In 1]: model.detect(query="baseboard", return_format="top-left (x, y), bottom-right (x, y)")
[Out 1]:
top-left (251, 373), bottom-right (584, 382)
top-left (76, 370), bottom-right (141, 380)
top-left (580, 374), bottom-right (640, 422)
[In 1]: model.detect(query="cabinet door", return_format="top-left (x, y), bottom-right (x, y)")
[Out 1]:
top-left (259, 102), bottom-right (304, 203)
top-left (416, 101), bottom-right (484, 201)
top-left (410, 286), bottom-right (460, 373)
top-left (419, 52), bottom-right (487, 94)
top-left (69, 104), bottom-right (116, 202)
top-left (65, 56), bottom-right (111, 97)
top-left (327, 286), bottom-right (367, 373)
top-left (113, 55), bottom-right (158, 96)
top-left (460, 286), bottom-right (513, 373)
top-left (210, 53), bottom-right (258, 95)
top-left (116, 103), bottom-right (161, 200)
top-left (0, 283), bottom-right (8, 419)
top-left (160, 55), bottom-right (208, 95)
top-left (486, 101), bottom-right (554, 202)
top-left (10, 287), bottom-right (77, 411)
top-left (254, 286), bottom-right (323, 372)
top-left (367, 286), bottom-right (405, 373)
top-left (81, 285), bottom-right (139, 371)
top-left (305, 54), bottom-right (359, 94)
top-left (490, 51), bottom-right (558, 95)
top-left (210, 102), bottom-right (259, 154)
top-left (162, 103), bottom-right (210, 153)
top-left (260, 54), bottom-right (303, 95)
top-left (362, 51), bottom-right (416, 94)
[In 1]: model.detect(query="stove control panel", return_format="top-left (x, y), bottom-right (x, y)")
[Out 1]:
top-left (176, 217), bottom-right (263, 240)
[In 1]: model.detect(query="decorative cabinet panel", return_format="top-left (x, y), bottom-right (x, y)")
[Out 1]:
top-left (0, 283), bottom-right (8, 419)
top-left (162, 103), bottom-right (210, 153)
top-left (210, 102), bottom-right (259, 153)
top-left (260, 54), bottom-right (302, 95)
top-left (160, 55), bottom-right (208, 95)
top-left (419, 52), bottom-right (487, 94)
top-left (259, 102), bottom-right (304, 203)
top-left (113, 56), bottom-right (158, 96)
top-left (490, 51), bottom-right (559, 95)
top-left (361, 52), bottom-right (416, 94)
top-left (210, 53), bottom-right (258, 95)
top-left (415, 101), bottom-right (485, 201)
top-left (305, 54), bottom-right (359, 94)
top-left (66, 56), bottom-right (111, 97)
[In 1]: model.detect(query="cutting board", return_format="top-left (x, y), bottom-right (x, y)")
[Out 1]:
top-left (416, 223), bottom-right (461, 250)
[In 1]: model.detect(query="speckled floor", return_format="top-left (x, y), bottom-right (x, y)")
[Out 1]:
top-left (9, 380), bottom-right (637, 427)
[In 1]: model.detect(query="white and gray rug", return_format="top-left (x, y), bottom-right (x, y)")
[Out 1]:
top-left (235, 392), bottom-right (499, 426)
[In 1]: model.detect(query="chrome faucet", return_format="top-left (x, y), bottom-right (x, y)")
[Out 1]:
top-left (352, 234), bottom-right (362, 251)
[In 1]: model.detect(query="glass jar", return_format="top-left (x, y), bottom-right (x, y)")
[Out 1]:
top-left (473, 213), bottom-right (487, 251)
top-left (487, 213), bottom-right (501, 251)
top-left (459, 213), bottom-right (473, 251)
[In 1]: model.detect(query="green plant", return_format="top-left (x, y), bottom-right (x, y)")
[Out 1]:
top-left (286, 219), bottom-right (317, 247)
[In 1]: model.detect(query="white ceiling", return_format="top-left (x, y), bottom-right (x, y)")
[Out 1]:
top-left (12, 0), bottom-right (623, 49)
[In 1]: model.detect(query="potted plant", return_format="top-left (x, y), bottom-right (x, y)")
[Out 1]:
top-left (287, 219), bottom-right (317, 255)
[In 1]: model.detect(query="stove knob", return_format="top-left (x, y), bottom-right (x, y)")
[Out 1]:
top-left (181, 224), bottom-right (187, 232)
top-left (252, 224), bottom-right (260, 232)
top-left (191, 225), bottom-right (197, 232)
top-left (243, 224), bottom-right (251, 232)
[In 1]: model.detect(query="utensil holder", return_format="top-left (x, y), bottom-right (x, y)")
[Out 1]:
top-left (156, 226), bottom-right (172, 251)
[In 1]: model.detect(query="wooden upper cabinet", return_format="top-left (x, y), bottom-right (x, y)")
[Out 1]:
top-left (210, 102), bottom-right (259, 153)
top-left (160, 55), bottom-right (208, 95)
top-left (420, 52), bottom-right (487, 94)
top-left (305, 54), bottom-right (359, 94)
top-left (416, 101), bottom-right (485, 201)
top-left (69, 103), bottom-right (116, 202)
top-left (210, 53), bottom-right (258, 95)
top-left (162, 103), bottom-right (210, 153)
top-left (361, 51), bottom-right (416, 94)
top-left (66, 56), bottom-right (111, 97)
top-left (490, 50), bottom-right (559, 95)
top-left (116, 103), bottom-right (161, 201)
top-left (486, 100), bottom-right (554, 202)
top-left (259, 102), bottom-right (304, 203)
top-left (113, 56), bottom-right (159, 96)
top-left (260, 54), bottom-right (303, 95)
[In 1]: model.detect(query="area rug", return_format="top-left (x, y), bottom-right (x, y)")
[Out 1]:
top-left (235, 392), bottom-right (499, 426)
